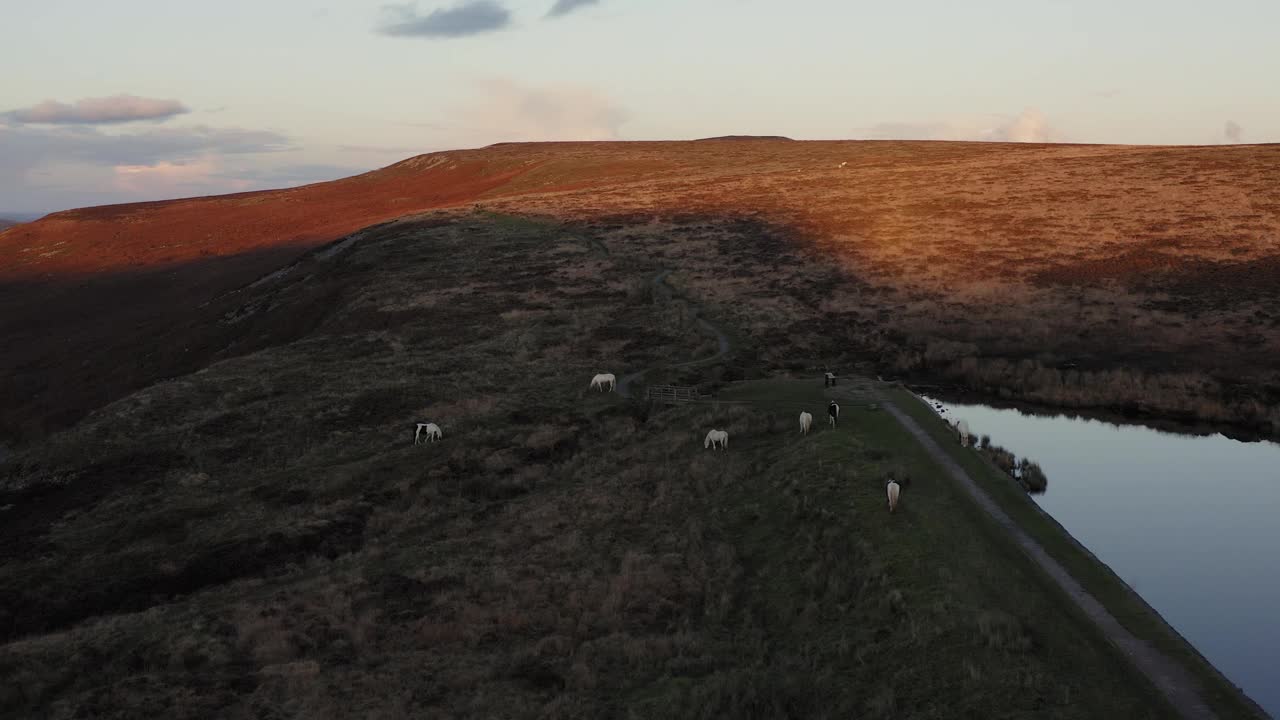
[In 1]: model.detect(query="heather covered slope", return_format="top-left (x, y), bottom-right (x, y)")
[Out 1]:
top-left (4, 212), bottom-right (1240, 719)
top-left (0, 148), bottom-right (675, 441)
top-left (4, 140), bottom-right (1280, 443)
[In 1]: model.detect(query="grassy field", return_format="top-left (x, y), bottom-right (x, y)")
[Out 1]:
top-left (3, 212), bottom-right (1263, 718)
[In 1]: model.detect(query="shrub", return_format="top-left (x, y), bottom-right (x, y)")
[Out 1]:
top-left (1019, 461), bottom-right (1048, 494)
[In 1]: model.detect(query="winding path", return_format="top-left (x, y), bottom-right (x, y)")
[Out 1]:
top-left (863, 386), bottom-right (1221, 720)
top-left (616, 270), bottom-right (732, 399)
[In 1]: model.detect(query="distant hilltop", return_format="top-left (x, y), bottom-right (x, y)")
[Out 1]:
top-left (694, 135), bottom-right (795, 142)
top-left (483, 136), bottom-right (797, 147)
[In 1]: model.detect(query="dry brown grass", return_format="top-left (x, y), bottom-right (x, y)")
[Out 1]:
top-left (7, 140), bottom-right (1280, 442)
top-left (461, 141), bottom-right (1280, 433)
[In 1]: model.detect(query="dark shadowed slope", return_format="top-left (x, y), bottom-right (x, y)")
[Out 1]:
top-left (5, 211), bottom-right (1260, 719)
top-left (0, 149), bottom-right (674, 441)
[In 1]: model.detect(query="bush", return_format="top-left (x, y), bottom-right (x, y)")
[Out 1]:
top-left (985, 445), bottom-right (1017, 475)
top-left (1018, 460), bottom-right (1048, 494)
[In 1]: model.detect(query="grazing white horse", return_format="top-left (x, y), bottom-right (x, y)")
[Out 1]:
top-left (704, 429), bottom-right (729, 450)
top-left (827, 400), bottom-right (840, 428)
top-left (799, 411), bottom-right (813, 435)
top-left (956, 419), bottom-right (971, 447)
top-left (887, 480), bottom-right (901, 513)
top-left (415, 422), bottom-right (442, 444)
top-left (590, 373), bottom-right (616, 392)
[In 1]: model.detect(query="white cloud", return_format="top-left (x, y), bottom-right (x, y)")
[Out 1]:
top-left (864, 108), bottom-right (1058, 143)
top-left (112, 157), bottom-right (248, 195)
top-left (995, 108), bottom-right (1053, 143)
top-left (448, 78), bottom-right (628, 143)
top-left (862, 120), bottom-right (987, 142)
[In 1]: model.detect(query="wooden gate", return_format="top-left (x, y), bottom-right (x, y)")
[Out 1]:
top-left (646, 384), bottom-right (700, 404)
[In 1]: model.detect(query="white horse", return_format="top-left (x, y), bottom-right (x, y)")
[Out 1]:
top-left (590, 373), bottom-right (616, 392)
top-left (827, 400), bottom-right (840, 428)
top-left (414, 422), bottom-right (442, 444)
top-left (799, 411), bottom-right (813, 435)
top-left (956, 419), bottom-right (971, 447)
top-left (704, 429), bottom-right (729, 450)
top-left (887, 480), bottom-right (901, 513)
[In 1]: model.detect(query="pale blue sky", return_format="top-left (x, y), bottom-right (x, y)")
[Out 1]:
top-left (2, 0), bottom-right (1277, 213)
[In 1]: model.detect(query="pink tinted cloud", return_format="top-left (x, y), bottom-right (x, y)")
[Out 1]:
top-left (864, 108), bottom-right (1058, 143)
top-left (452, 78), bottom-right (628, 143)
top-left (112, 157), bottom-right (251, 196)
top-left (7, 95), bottom-right (190, 125)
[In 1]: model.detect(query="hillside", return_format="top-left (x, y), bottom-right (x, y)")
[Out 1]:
top-left (3, 140), bottom-right (1280, 444)
top-left (0, 220), bottom-right (20, 231)
top-left (3, 211), bottom-right (1265, 718)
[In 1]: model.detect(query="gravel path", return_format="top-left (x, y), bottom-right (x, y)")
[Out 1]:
top-left (609, 257), bottom-right (1229, 719)
top-left (869, 387), bottom-right (1220, 720)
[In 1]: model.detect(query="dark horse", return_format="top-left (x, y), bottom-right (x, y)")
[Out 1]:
top-left (827, 400), bottom-right (840, 427)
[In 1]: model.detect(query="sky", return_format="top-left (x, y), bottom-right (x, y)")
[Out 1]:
top-left (2, 0), bottom-right (1278, 214)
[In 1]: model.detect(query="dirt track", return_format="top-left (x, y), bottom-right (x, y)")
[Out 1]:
top-left (868, 387), bottom-right (1222, 720)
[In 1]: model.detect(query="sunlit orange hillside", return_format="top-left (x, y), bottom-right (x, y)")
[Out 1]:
top-left (3, 139), bottom-right (1279, 441)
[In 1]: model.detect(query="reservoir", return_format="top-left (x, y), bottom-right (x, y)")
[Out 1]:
top-left (922, 396), bottom-right (1280, 718)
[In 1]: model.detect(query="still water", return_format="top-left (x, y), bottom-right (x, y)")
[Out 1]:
top-left (922, 396), bottom-right (1280, 717)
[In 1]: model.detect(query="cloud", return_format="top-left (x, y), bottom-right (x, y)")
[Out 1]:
top-left (864, 108), bottom-right (1057, 143)
top-left (5, 94), bottom-right (190, 125)
top-left (398, 120), bottom-right (452, 130)
top-left (863, 121), bottom-right (976, 142)
top-left (377, 1), bottom-right (511, 37)
top-left (0, 123), bottom-right (290, 170)
top-left (1225, 120), bottom-right (1243, 143)
top-left (0, 122), bottom-right (293, 211)
top-left (109, 160), bottom-right (366, 200)
top-left (993, 108), bottom-right (1053, 143)
top-left (218, 163), bottom-right (371, 186)
top-left (449, 78), bottom-right (627, 142)
top-left (546, 0), bottom-right (598, 18)
top-left (337, 143), bottom-right (423, 154)
top-left (112, 157), bottom-right (245, 195)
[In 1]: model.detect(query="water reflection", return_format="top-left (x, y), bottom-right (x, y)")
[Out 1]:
top-left (922, 395), bottom-right (1280, 718)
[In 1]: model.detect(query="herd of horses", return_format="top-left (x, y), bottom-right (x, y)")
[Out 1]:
top-left (415, 371), bottom-right (908, 513)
